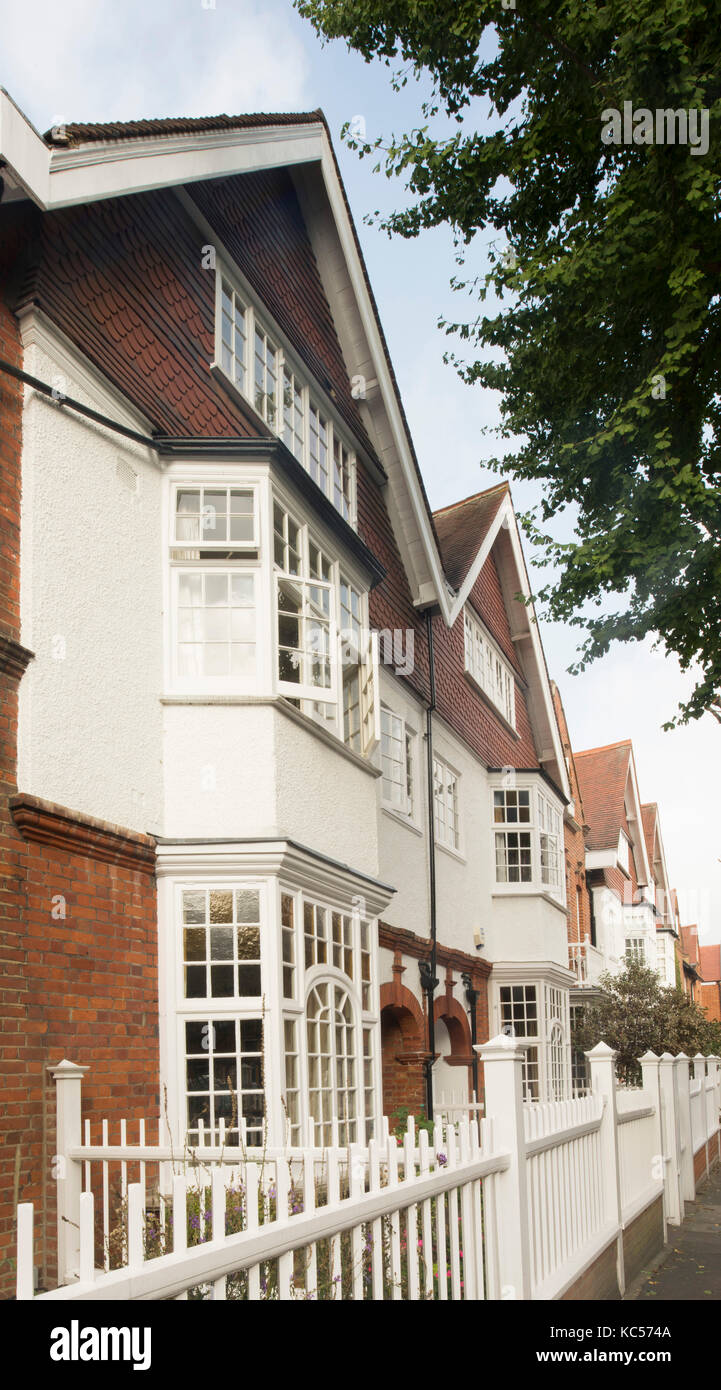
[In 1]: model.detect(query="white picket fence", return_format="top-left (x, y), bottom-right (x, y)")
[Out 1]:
top-left (16, 1039), bottom-right (721, 1302)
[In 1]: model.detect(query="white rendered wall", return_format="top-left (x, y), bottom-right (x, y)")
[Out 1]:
top-left (17, 335), bottom-right (164, 835)
top-left (377, 670), bottom-right (571, 971)
top-left (162, 701), bottom-right (380, 877)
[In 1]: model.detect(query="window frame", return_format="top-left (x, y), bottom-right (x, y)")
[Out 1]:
top-left (272, 488), bottom-right (379, 755)
top-left (491, 779), bottom-right (566, 904)
top-left (463, 605), bottom-right (516, 729)
top-left (168, 478), bottom-right (263, 693)
top-left (214, 263), bottom-right (358, 527)
top-left (433, 753), bottom-right (461, 853)
top-left (380, 705), bottom-right (417, 822)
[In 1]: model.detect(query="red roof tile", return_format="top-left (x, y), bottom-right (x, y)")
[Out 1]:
top-left (574, 741), bottom-right (632, 851)
top-left (433, 484), bottom-right (509, 590)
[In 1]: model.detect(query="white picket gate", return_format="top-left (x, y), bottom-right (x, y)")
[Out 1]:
top-left (15, 1039), bottom-right (721, 1302)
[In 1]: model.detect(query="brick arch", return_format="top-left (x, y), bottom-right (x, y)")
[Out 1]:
top-left (433, 996), bottom-right (472, 1058)
top-left (379, 982), bottom-right (427, 1120)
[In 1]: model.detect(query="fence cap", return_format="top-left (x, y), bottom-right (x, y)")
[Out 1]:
top-left (51, 1058), bottom-right (89, 1080)
top-left (675, 1052), bottom-right (690, 1062)
top-left (584, 1041), bottom-right (616, 1060)
top-left (658, 1052), bottom-right (676, 1062)
top-left (476, 1032), bottom-right (527, 1060)
top-left (693, 1052), bottom-right (707, 1060)
top-left (638, 1050), bottom-right (659, 1062)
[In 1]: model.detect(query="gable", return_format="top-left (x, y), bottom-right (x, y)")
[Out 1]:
top-left (187, 171), bottom-right (373, 457)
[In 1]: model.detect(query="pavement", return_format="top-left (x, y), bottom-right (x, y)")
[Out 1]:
top-left (630, 1164), bottom-right (721, 1300)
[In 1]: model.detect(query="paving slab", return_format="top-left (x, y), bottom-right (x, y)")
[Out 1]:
top-left (630, 1164), bottom-right (721, 1300)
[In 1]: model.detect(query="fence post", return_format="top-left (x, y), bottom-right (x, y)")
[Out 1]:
top-left (711, 1057), bottom-right (721, 1165)
top-left (658, 1054), bottom-right (682, 1225)
top-left (52, 1058), bottom-right (88, 1285)
top-left (585, 1042), bottom-right (624, 1295)
top-left (639, 1051), bottom-right (667, 1243)
top-left (692, 1053), bottom-right (706, 1175)
top-left (674, 1054), bottom-right (694, 1203)
top-left (477, 1033), bottom-right (531, 1300)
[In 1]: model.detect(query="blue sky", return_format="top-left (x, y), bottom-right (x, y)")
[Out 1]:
top-left (3, 0), bottom-right (719, 941)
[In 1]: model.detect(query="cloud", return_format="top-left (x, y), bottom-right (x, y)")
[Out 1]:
top-left (1, 0), bottom-right (311, 131)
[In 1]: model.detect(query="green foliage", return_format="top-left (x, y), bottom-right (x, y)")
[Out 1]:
top-left (571, 959), bottom-right (721, 1083)
top-left (296, 0), bottom-right (721, 724)
top-left (389, 1104), bottom-right (435, 1141)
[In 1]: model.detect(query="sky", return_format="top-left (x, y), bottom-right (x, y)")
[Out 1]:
top-left (2, 0), bottom-right (719, 942)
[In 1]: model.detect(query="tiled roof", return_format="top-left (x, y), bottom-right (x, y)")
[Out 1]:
top-left (680, 925), bottom-right (701, 970)
top-left (574, 741), bottom-right (632, 851)
top-left (700, 944), bottom-right (721, 982)
top-left (44, 112), bottom-right (325, 146)
top-left (433, 484), bottom-right (509, 590)
top-left (40, 107), bottom-right (445, 567)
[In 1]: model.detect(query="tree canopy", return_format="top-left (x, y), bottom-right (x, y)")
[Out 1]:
top-left (297, 0), bottom-right (721, 724)
top-left (571, 960), bottom-right (721, 1083)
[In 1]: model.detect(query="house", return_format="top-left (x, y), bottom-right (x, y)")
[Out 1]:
top-left (572, 740), bottom-right (658, 977)
top-left (698, 944), bottom-right (721, 1024)
top-left (0, 90), bottom-right (581, 1292)
top-left (680, 926), bottom-right (704, 1002)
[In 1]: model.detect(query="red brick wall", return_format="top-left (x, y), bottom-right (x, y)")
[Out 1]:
top-left (0, 281), bottom-right (160, 1296)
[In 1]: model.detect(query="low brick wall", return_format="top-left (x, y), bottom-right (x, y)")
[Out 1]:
top-left (561, 1236), bottom-right (620, 1301)
top-left (623, 1195), bottom-right (664, 1288)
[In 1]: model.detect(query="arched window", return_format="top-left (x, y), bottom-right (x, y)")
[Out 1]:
top-left (306, 981), bottom-right (358, 1144)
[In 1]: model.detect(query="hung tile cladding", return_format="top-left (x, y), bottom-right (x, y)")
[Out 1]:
top-left (0, 91), bottom-right (646, 1295)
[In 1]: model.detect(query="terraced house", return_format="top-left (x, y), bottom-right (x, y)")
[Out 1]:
top-left (0, 89), bottom-right (677, 1293)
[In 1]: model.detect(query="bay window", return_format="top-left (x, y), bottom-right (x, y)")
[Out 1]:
top-left (171, 871), bottom-right (380, 1150)
top-left (215, 268), bottom-right (357, 525)
top-left (499, 981), bottom-right (570, 1101)
top-left (493, 782), bottom-right (565, 901)
top-left (167, 473), bottom-right (379, 758)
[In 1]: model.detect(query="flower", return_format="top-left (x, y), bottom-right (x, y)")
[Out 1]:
top-left (437, 1153), bottom-right (448, 1167)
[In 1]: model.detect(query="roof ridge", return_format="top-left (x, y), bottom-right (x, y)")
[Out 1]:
top-left (432, 481), bottom-right (508, 517)
top-left (575, 739), bottom-right (633, 758)
top-left (44, 110), bottom-right (329, 146)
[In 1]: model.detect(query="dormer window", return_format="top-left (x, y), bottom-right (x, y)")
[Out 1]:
top-left (215, 269), bottom-right (357, 525)
top-left (464, 607), bottom-right (516, 728)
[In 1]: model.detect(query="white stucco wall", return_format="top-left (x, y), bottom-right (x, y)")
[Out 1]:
top-left (17, 335), bottom-right (164, 834)
top-left (377, 670), bottom-right (571, 970)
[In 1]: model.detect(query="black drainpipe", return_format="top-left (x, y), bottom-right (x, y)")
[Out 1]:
top-left (420, 607), bottom-right (439, 1122)
top-left (461, 972), bottom-right (480, 1103)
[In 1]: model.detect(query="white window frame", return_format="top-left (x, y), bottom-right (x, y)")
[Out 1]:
top-left (214, 264), bottom-right (358, 526)
top-left (433, 754), bottom-right (461, 852)
top-left (492, 779), bottom-right (566, 904)
top-left (164, 469), bottom-right (379, 759)
top-left (272, 489), bottom-right (380, 754)
top-left (168, 478), bottom-right (263, 694)
top-left (498, 980), bottom-right (571, 1102)
top-left (380, 706), bottom-right (416, 820)
top-left (464, 606), bottom-right (516, 729)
